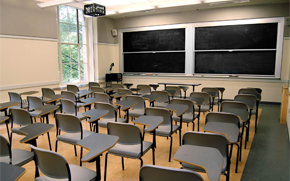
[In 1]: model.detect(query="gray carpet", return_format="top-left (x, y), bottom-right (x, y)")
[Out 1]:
top-left (241, 103), bottom-right (289, 181)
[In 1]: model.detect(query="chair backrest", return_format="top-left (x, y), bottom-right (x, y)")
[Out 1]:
top-left (111, 83), bottom-right (124, 89)
top-left (247, 87), bottom-right (262, 94)
top-left (145, 107), bottom-right (172, 126)
top-left (171, 99), bottom-right (194, 114)
top-left (8, 92), bottom-right (23, 107)
top-left (0, 135), bottom-right (11, 162)
top-left (238, 88), bottom-right (261, 100)
top-left (182, 131), bottom-right (228, 164)
top-left (27, 96), bottom-right (43, 110)
top-left (55, 114), bottom-right (82, 134)
top-left (140, 165), bottom-right (204, 181)
top-left (10, 108), bottom-right (33, 125)
top-left (234, 94), bottom-right (257, 107)
top-left (125, 95), bottom-right (145, 109)
top-left (137, 85), bottom-right (151, 95)
top-left (61, 91), bottom-right (77, 102)
top-left (190, 92), bottom-right (211, 105)
top-left (166, 86), bottom-right (181, 98)
top-left (201, 87), bottom-right (219, 98)
top-left (41, 88), bottom-right (55, 98)
top-left (151, 91), bottom-right (170, 103)
top-left (91, 86), bottom-right (105, 93)
top-left (94, 92), bottom-right (110, 103)
top-left (30, 145), bottom-right (71, 179)
top-left (206, 112), bottom-right (240, 128)
top-left (95, 102), bottom-right (116, 119)
top-left (61, 99), bottom-right (77, 115)
top-left (67, 85), bottom-right (79, 93)
top-left (107, 122), bottom-right (142, 145)
top-left (118, 88), bottom-right (133, 95)
top-left (88, 82), bottom-right (100, 90)
top-left (221, 101), bottom-right (249, 121)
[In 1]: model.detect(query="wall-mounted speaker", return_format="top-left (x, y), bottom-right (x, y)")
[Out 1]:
top-left (111, 29), bottom-right (118, 37)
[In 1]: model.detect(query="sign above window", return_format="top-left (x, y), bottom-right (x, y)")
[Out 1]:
top-left (84, 3), bottom-right (106, 17)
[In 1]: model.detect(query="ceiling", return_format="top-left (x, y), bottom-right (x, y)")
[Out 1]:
top-left (35, 0), bottom-right (289, 19)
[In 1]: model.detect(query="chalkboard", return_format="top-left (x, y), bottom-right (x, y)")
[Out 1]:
top-left (123, 28), bottom-right (185, 52)
top-left (195, 23), bottom-right (278, 50)
top-left (124, 52), bottom-right (185, 73)
top-left (195, 51), bottom-right (276, 75)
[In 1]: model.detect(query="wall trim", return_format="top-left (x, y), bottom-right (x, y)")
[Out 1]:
top-left (97, 43), bottom-right (119, 46)
top-left (284, 37), bottom-right (290, 40)
top-left (0, 34), bottom-right (58, 42)
top-left (0, 81), bottom-right (60, 91)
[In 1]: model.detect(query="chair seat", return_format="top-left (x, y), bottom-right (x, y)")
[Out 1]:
top-left (172, 113), bottom-right (198, 123)
top-left (57, 130), bottom-right (94, 145)
top-left (181, 157), bottom-right (227, 173)
top-left (11, 126), bottom-right (28, 135)
top-left (29, 110), bottom-right (42, 118)
top-left (195, 105), bottom-right (210, 112)
top-left (65, 113), bottom-right (87, 120)
top-left (129, 109), bottom-right (145, 117)
top-left (98, 118), bottom-right (126, 127)
top-left (35, 164), bottom-right (96, 181)
top-left (154, 102), bottom-right (168, 108)
top-left (145, 124), bottom-right (179, 137)
top-left (0, 149), bottom-right (34, 167)
top-left (10, 102), bottom-right (29, 109)
top-left (108, 141), bottom-right (152, 159)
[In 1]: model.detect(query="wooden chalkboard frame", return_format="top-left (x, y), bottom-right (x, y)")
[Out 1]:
top-left (119, 17), bottom-right (284, 78)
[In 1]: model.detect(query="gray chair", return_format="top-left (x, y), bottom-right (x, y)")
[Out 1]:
top-left (166, 86), bottom-right (182, 98)
top-left (95, 102), bottom-right (126, 129)
top-left (67, 85), bottom-right (87, 100)
top-left (125, 95), bottom-right (146, 121)
top-left (190, 92), bottom-right (211, 115)
top-left (206, 112), bottom-right (241, 173)
top-left (55, 113), bottom-right (94, 166)
top-left (93, 92), bottom-right (118, 111)
top-left (88, 82), bottom-right (100, 90)
top-left (171, 99), bottom-right (198, 131)
top-left (111, 83), bottom-right (124, 94)
top-left (27, 96), bottom-right (44, 122)
top-left (61, 91), bottom-right (85, 108)
top-left (41, 88), bottom-right (55, 98)
top-left (104, 122), bottom-right (155, 181)
top-left (221, 101), bottom-right (249, 161)
top-left (61, 99), bottom-right (87, 120)
top-left (234, 94), bottom-right (257, 148)
top-left (181, 131), bottom-right (230, 181)
top-left (10, 108), bottom-right (52, 150)
top-left (8, 92), bottom-right (28, 110)
top-left (137, 84), bottom-right (151, 96)
top-left (202, 87), bottom-right (220, 111)
top-left (151, 91), bottom-right (170, 108)
top-left (31, 145), bottom-right (96, 181)
top-left (140, 165), bottom-right (204, 181)
top-left (118, 88), bottom-right (133, 96)
top-left (145, 107), bottom-right (181, 162)
top-left (0, 135), bottom-right (34, 166)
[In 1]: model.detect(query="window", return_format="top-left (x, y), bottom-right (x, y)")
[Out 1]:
top-left (58, 5), bottom-right (87, 84)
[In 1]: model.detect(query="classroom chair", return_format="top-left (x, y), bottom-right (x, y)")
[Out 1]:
top-left (8, 92), bottom-right (28, 110)
top-left (151, 91), bottom-right (170, 108)
top-left (137, 84), bottom-right (151, 96)
top-left (125, 95), bottom-right (146, 121)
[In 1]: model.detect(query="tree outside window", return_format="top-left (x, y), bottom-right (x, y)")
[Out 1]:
top-left (58, 6), bottom-right (87, 84)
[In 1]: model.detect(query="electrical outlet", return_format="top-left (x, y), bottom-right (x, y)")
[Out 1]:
top-left (285, 17), bottom-right (290, 26)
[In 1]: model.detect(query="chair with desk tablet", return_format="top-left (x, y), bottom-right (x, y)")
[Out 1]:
top-left (181, 131), bottom-right (230, 181)
top-left (171, 99), bottom-right (198, 131)
top-left (55, 113), bottom-right (95, 166)
top-left (93, 92), bottom-right (119, 111)
top-left (27, 96), bottom-right (44, 122)
top-left (139, 165), bottom-right (204, 181)
top-left (8, 92), bottom-right (28, 110)
top-left (88, 82), bottom-right (100, 90)
top-left (137, 84), bottom-right (151, 96)
top-left (151, 91), bottom-right (170, 108)
top-left (0, 135), bottom-right (34, 166)
top-left (189, 92), bottom-right (211, 119)
top-left (67, 84), bottom-right (87, 100)
top-left (205, 112), bottom-right (241, 173)
top-left (60, 99), bottom-right (87, 121)
top-left (111, 83), bottom-right (124, 93)
top-left (31, 145), bottom-right (97, 181)
top-left (91, 86), bottom-right (105, 93)
top-left (145, 107), bottom-right (180, 162)
top-left (41, 88), bottom-right (55, 98)
top-left (201, 87), bottom-right (220, 111)
top-left (221, 101), bottom-right (250, 160)
top-left (166, 86), bottom-right (182, 99)
top-left (125, 95), bottom-right (146, 121)
top-left (95, 102), bottom-right (126, 130)
top-left (10, 108), bottom-right (52, 149)
top-left (104, 122), bottom-right (154, 181)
